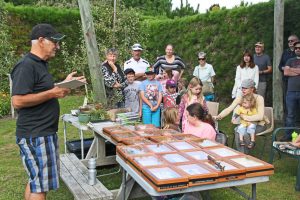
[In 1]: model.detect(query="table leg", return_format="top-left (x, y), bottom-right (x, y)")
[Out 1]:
top-left (80, 129), bottom-right (84, 159)
top-left (252, 183), bottom-right (256, 200)
top-left (122, 168), bottom-right (127, 200)
top-left (63, 120), bottom-right (67, 154)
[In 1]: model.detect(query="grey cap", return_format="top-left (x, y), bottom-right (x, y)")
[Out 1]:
top-left (132, 43), bottom-right (143, 51)
top-left (198, 51), bottom-right (206, 59)
top-left (241, 79), bottom-right (256, 88)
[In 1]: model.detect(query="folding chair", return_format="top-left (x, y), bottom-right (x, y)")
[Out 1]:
top-left (231, 107), bottom-right (274, 158)
top-left (269, 127), bottom-right (300, 191)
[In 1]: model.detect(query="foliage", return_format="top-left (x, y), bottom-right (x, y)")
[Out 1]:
top-left (168, 0), bottom-right (199, 18)
top-left (142, 0), bottom-right (300, 103)
top-left (123, 0), bottom-right (172, 16)
top-left (0, 92), bottom-right (10, 117)
top-left (0, 0), bottom-right (16, 116)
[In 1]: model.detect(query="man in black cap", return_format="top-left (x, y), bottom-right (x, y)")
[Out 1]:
top-left (11, 24), bottom-right (85, 200)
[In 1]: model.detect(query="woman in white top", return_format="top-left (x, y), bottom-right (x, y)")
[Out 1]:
top-left (232, 51), bottom-right (259, 98)
top-left (193, 52), bottom-right (216, 101)
top-left (193, 52), bottom-right (216, 83)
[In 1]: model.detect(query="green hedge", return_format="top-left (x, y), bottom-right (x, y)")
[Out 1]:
top-left (3, 0), bottom-right (300, 104)
top-left (142, 0), bottom-right (300, 103)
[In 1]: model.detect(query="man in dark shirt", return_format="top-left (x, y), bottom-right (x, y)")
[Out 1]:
top-left (281, 41), bottom-right (300, 141)
top-left (278, 34), bottom-right (299, 115)
top-left (11, 24), bottom-right (85, 200)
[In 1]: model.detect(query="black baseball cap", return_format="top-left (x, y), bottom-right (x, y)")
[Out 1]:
top-left (124, 68), bottom-right (135, 75)
top-left (31, 23), bottom-right (65, 41)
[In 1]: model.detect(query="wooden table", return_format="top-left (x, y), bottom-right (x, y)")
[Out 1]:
top-left (115, 156), bottom-right (270, 200)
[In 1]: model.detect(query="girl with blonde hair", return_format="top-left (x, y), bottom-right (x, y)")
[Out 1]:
top-left (179, 77), bottom-right (208, 132)
top-left (162, 107), bottom-right (181, 132)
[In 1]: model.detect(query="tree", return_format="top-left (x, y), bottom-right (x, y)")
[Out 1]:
top-left (170, 0), bottom-right (199, 18)
top-left (123, 0), bottom-right (172, 16)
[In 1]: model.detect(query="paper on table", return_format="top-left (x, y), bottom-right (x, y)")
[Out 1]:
top-left (209, 148), bottom-right (239, 157)
top-left (55, 79), bottom-right (86, 89)
top-left (149, 167), bottom-right (181, 179)
top-left (177, 164), bottom-right (210, 175)
top-left (231, 157), bottom-right (264, 167)
top-left (162, 154), bottom-right (189, 163)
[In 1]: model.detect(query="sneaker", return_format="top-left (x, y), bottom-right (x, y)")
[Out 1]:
top-left (239, 140), bottom-right (245, 146)
top-left (248, 141), bottom-right (256, 149)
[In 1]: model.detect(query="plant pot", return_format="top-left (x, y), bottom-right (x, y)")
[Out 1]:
top-left (78, 113), bottom-right (90, 123)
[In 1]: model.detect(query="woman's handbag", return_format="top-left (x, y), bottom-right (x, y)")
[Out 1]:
top-left (202, 81), bottom-right (214, 95)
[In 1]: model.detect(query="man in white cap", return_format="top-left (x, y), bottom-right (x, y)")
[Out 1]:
top-left (124, 43), bottom-right (150, 81)
top-left (253, 41), bottom-right (272, 100)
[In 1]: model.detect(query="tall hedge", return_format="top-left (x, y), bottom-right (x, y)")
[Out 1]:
top-left (142, 0), bottom-right (300, 102)
top-left (3, 0), bottom-right (300, 104)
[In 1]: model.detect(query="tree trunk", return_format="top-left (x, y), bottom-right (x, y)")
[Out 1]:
top-left (78, 0), bottom-right (107, 105)
top-left (273, 0), bottom-right (284, 121)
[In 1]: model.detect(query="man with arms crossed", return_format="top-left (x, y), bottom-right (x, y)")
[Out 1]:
top-left (281, 41), bottom-right (300, 141)
top-left (11, 24), bottom-right (85, 200)
top-left (124, 43), bottom-right (149, 81)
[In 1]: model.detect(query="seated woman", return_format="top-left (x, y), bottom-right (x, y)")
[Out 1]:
top-left (215, 79), bottom-right (268, 153)
top-left (101, 48), bottom-right (127, 108)
top-left (184, 102), bottom-right (216, 141)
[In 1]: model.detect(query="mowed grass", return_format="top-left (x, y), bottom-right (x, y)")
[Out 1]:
top-left (0, 95), bottom-right (300, 199)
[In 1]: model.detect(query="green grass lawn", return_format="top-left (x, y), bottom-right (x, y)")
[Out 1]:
top-left (0, 95), bottom-right (300, 200)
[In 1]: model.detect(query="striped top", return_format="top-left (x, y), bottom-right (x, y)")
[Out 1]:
top-left (153, 55), bottom-right (185, 74)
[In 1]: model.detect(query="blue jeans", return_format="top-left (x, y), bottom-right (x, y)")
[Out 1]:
top-left (142, 104), bottom-right (161, 128)
top-left (285, 91), bottom-right (300, 137)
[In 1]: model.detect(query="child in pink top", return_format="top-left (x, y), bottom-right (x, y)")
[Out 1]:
top-left (184, 103), bottom-right (216, 140)
top-left (156, 69), bottom-right (179, 92)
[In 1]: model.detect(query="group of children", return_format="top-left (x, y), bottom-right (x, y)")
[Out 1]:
top-left (124, 65), bottom-right (268, 147)
top-left (123, 66), bottom-right (217, 141)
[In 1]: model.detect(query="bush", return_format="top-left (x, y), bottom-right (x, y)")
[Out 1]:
top-left (0, 92), bottom-right (10, 118)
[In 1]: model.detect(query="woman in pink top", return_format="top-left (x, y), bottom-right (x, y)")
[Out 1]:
top-left (184, 103), bottom-right (216, 140)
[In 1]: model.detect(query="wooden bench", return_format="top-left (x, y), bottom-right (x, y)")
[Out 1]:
top-left (60, 153), bottom-right (113, 200)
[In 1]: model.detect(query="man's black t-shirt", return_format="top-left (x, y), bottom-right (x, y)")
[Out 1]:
top-left (11, 53), bottom-right (59, 138)
top-left (286, 57), bottom-right (300, 92)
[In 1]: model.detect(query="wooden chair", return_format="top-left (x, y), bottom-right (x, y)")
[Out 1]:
top-left (206, 102), bottom-right (228, 145)
top-left (206, 101), bottom-right (219, 130)
top-left (269, 127), bottom-right (300, 191)
top-left (206, 101), bottom-right (219, 117)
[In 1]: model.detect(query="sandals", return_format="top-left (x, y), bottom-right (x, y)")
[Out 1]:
top-left (248, 141), bottom-right (256, 149)
top-left (239, 140), bottom-right (245, 146)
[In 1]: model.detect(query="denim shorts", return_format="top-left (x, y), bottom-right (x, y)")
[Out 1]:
top-left (16, 134), bottom-right (60, 193)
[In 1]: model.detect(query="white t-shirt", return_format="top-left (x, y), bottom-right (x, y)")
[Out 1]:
top-left (193, 63), bottom-right (216, 83)
top-left (124, 57), bottom-right (150, 74)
